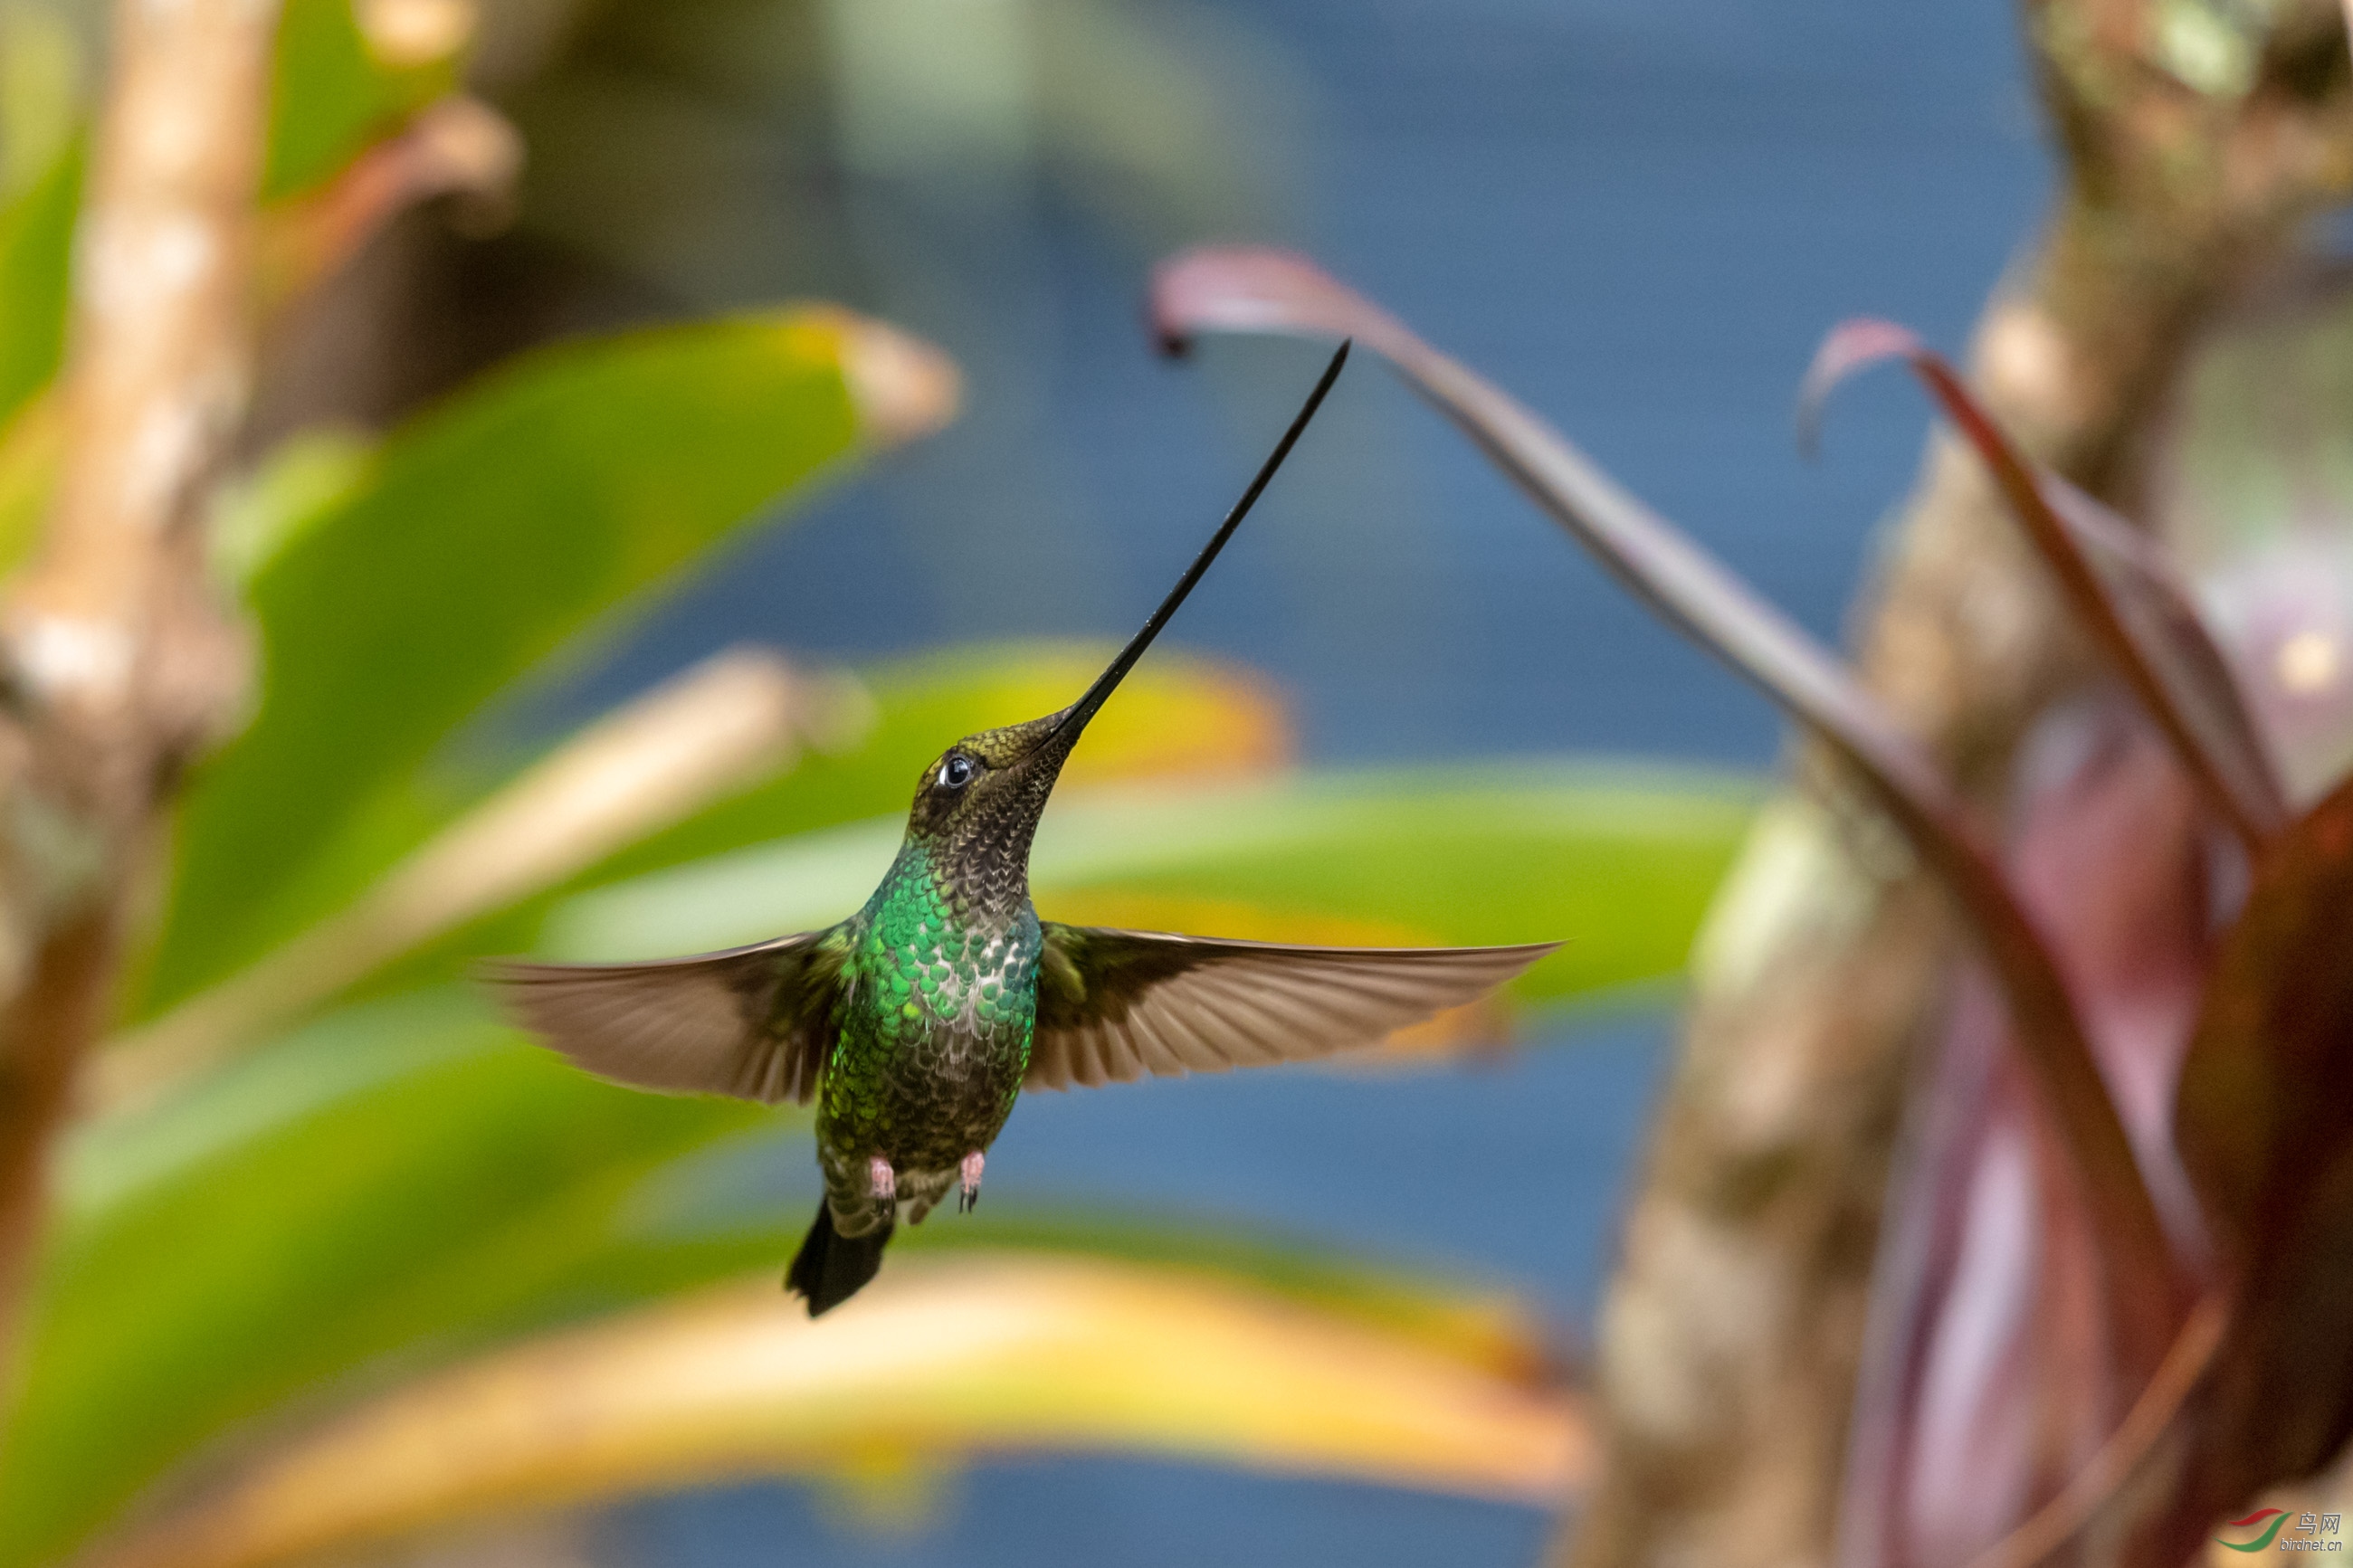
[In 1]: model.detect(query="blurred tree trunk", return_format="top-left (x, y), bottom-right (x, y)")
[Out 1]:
top-left (0, 0), bottom-right (269, 1382)
top-left (1558, 5), bottom-right (2353, 1567)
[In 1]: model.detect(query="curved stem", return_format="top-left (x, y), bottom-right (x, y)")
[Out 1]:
top-left (1958, 1293), bottom-right (2230, 1568)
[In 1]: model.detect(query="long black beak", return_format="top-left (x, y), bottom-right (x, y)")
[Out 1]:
top-left (1044, 339), bottom-right (1349, 749)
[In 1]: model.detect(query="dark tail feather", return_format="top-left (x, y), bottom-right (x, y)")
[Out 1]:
top-left (786, 1200), bottom-right (892, 1316)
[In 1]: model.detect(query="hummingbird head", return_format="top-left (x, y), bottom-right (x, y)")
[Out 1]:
top-left (897, 341), bottom-right (1349, 908)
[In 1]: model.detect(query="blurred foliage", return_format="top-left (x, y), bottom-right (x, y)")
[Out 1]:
top-left (264, 0), bottom-right (457, 200)
top-left (1145, 238), bottom-right (2353, 1567)
top-left (76, 1257), bottom-right (1583, 1568)
top-left (0, 4), bottom-right (1759, 1565)
top-left (504, 0), bottom-right (1305, 304)
top-left (0, 1), bottom-right (80, 199)
top-left (0, 0), bottom-right (438, 451)
top-left (139, 310), bottom-right (870, 1018)
top-left (548, 760), bottom-right (1750, 1003)
top-left (10, 755), bottom-right (1743, 1566)
top-left (0, 134), bottom-right (72, 434)
top-left (357, 641), bottom-right (1298, 999)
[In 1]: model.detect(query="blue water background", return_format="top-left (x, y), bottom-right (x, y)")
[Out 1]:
top-left (568, 0), bottom-right (2051, 1562)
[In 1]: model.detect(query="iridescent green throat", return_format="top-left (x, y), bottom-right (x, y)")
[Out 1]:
top-left (814, 840), bottom-right (1043, 1182)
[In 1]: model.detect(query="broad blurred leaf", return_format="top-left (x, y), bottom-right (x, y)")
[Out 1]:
top-left (207, 427), bottom-right (378, 588)
top-left (1151, 244), bottom-right (2186, 1379)
top-left (97, 649), bottom-right (822, 1113)
top-left (1840, 702), bottom-right (2220, 1568)
top-left (264, 0), bottom-right (459, 202)
top-left (119, 643), bottom-right (1290, 1095)
top-left (141, 309), bottom-right (925, 1018)
top-left (0, 0), bottom-right (459, 445)
top-left (8, 991), bottom-right (767, 1568)
top-left (80, 1256), bottom-right (1585, 1568)
top-left (0, 386), bottom-right (58, 581)
top-left (13, 975), bottom-right (1567, 1568)
top-left (19, 759), bottom-right (1734, 1562)
top-left (0, 2), bottom-right (79, 204)
top-left (574, 641), bottom-right (1292, 893)
top-left (2173, 773), bottom-right (2353, 1512)
top-left (0, 135), bottom-right (77, 435)
top-left (542, 759), bottom-right (1755, 1007)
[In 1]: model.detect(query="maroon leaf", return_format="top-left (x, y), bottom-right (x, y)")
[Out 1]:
top-left (1839, 702), bottom-right (2222, 1568)
top-left (1151, 246), bottom-right (2188, 1376)
top-left (1839, 965), bottom-right (2103, 1568)
top-left (2171, 772), bottom-right (2353, 1505)
top-left (1800, 319), bottom-right (2290, 851)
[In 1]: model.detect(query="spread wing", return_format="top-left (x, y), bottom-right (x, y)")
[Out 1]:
top-left (1027, 925), bottom-right (1560, 1091)
top-left (481, 928), bottom-right (849, 1106)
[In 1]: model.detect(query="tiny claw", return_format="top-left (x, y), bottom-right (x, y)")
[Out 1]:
top-left (958, 1150), bottom-right (984, 1214)
top-left (869, 1156), bottom-right (897, 1217)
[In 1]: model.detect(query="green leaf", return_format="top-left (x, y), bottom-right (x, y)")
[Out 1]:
top-left (79, 1256), bottom-right (1578, 1568)
top-left (140, 311), bottom-right (879, 1017)
top-left (208, 427), bottom-right (379, 586)
top-left (585, 641), bottom-right (1292, 887)
top-left (544, 759), bottom-right (1758, 1007)
top-left (0, 134), bottom-right (79, 435)
top-left (18, 761), bottom-right (1740, 1561)
top-left (105, 645), bottom-right (1280, 1120)
top-left (21, 760), bottom-right (1740, 1562)
top-left (339, 641), bottom-right (1296, 1003)
top-left (264, 0), bottom-right (457, 202)
top-left (0, 0), bottom-right (452, 442)
top-left (7, 991), bottom-right (767, 1568)
top-left (14, 978), bottom-right (1560, 1568)
top-left (0, 0), bottom-right (456, 442)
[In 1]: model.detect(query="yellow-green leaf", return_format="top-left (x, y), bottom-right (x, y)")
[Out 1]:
top-left (140, 309), bottom-right (954, 1017)
top-left (76, 1257), bottom-right (1588, 1568)
top-left (547, 759), bottom-right (1756, 1009)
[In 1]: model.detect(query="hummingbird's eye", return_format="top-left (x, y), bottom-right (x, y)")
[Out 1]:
top-left (938, 754), bottom-right (975, 790)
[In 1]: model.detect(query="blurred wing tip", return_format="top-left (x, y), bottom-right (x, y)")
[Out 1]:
top-left (472, 955), bottom-right (538, 1003)
top-left (472, 959), bottom-right (572, 1038)
top-left (472, 954), bottom-right (590, 993)
top-left (1445, 937), bottom-right (1564, 965)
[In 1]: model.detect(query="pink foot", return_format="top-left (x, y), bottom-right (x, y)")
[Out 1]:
top-left (869, 1156), bottom-right (897, 1215)
top-left (958, 1150), bottom-right (985, 1214)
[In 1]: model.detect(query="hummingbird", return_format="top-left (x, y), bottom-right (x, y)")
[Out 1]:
top-left (488, 343), bottom-right (1559, 1316)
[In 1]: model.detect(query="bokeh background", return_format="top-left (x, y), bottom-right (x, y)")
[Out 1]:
top-left (0, 1), bottom-right (2075, 1564)
top-left (492, 0), bottom-right (2047, 768)
top-left (486, 3), bottom-right (2047, 1563)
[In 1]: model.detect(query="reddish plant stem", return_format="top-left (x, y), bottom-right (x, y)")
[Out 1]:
top-left (1558, 5), bottom-right (2353, 1567)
